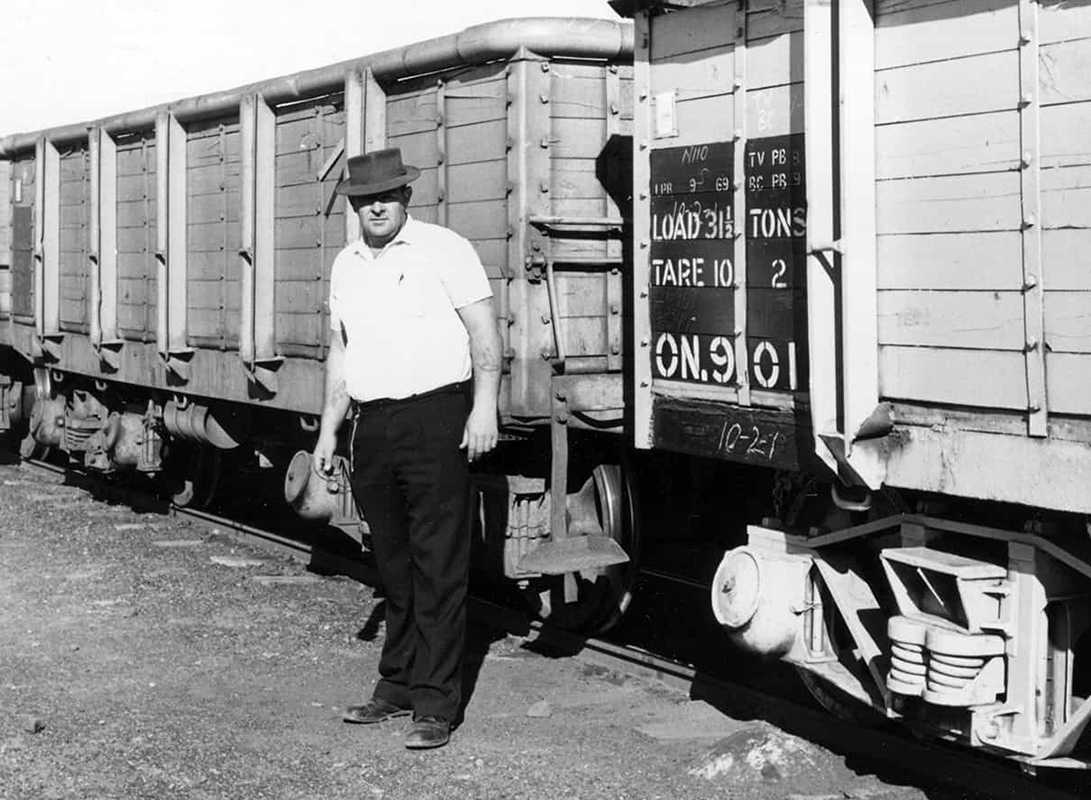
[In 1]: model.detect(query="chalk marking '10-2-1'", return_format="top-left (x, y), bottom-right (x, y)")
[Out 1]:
top-left (718, 420), bottom-right (782, 461)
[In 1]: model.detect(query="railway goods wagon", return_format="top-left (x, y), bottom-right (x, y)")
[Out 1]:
top-left (7, 1), bottom-right (1091, 772)
top-left (0, 18), bottom-right (640, 623)
top-left (615, 0), bottom-right (1091, 770)
top-left (0, 160), bottom-right (13, 426)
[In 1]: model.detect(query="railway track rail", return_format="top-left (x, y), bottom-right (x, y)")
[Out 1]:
top-left (11, 457), bottom-right (1089, 800)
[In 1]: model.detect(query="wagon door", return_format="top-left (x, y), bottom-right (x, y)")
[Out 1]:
top-left (628, 0), bottom-right (884, 485)
top-left (631, 0), bottom-right (812, 471)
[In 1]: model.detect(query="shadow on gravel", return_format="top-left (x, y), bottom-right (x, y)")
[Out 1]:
top-left (689, 672), bottom-right (1088, 800)
top-left (355, 600), bottom-right (386, 642)
top-left (459, 620), bottom-right (512, 725)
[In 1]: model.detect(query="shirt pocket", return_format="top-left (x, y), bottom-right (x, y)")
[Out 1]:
top-left (396, 267), bottom-right (448, 319)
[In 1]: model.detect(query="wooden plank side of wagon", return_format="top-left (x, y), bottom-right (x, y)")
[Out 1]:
top-left (1039, 67), bottom-right (1091, 418)
top-left (873, 0), bottom-right (1034, 423)
top-left (1043, 231), bottom-right (1091, 291)
top-left (879, 347), bottom-right (1028, 410)
top-left (875, 50), bottom-right (1019, 124)
top-left (0, 160), bottom-right (10, 323)
top-left (1040, 0), bottom-right (1091, 44)
top-left (57, 147), bottom-right (90, 334)
top-left (877, 232), bottom-right (1023, 290)
top-left (0, 161), bottom-right (10, 264)
top-left (874, 0), bottom-right (1016, 70)
top-left (748, 0), bottom-right (804, 39)
top-left (1044, 293), bottom-right (1091, 355)
top-left (876, 172), bottom-right (1022, 234)
top-left (10, 155), bottom-right (35, 323)
top-left (876, 112), bottom-right (1020, 179)
top-left (650, 1), bottom-right (736, 61)
top-left (878, 291), bottom-right (1025, 351)
top-left (270, 96), bottom-right (346, 354)
top-left (1047, 354), bottom-right (1091, 416)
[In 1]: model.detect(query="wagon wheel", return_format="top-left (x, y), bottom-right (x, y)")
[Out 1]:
top-left (17, 434), bottom-right (52, 462)
top-left (535, 462), bottom-right (640, 636)
top-left (793, 582), bottom-right (884, 725)
top-left (795, 667), bottom-right (881, 724)
top-left (169, 444), bottom-right (222, 509)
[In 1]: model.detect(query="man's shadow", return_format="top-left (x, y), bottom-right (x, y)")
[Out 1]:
top-left (355, 598), bottom-right (386, 643)
top-left (457, 620), bottom-right (509, 725)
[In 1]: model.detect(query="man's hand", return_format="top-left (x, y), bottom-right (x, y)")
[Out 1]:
top-left (456, 297), bottom-right (502, 463)
top-left (460, 405), bottom-right (498, 462)
top-left (312, 429), bottom-right (338, 476)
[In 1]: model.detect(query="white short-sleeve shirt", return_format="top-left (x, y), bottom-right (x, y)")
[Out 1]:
top-left (328, 216), bottom-right (492, 402)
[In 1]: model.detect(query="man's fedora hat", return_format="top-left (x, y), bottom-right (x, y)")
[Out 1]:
top-left (335, 148), bottom-right (421, 197)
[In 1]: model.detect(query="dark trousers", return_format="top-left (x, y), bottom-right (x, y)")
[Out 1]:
top-left (349, 385), bottom-right (471, 720)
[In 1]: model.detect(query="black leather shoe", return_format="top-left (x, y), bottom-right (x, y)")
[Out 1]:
top-left (404, 715), bottom-right (451, 749)
top-left (342, 697), bottom-right (411, 724)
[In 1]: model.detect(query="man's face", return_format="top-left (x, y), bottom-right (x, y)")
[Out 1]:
top-left (352, 186), bottom-right (411, 247)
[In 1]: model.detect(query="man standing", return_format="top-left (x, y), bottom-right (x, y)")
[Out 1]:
top-left (313, 148), bottom-right (502, 749)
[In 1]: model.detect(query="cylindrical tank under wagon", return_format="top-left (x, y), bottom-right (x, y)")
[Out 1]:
top-left (617, 0), bottom-right (1091, 768)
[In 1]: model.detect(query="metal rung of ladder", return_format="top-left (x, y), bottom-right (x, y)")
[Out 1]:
top-left (528, 215), bottom-right (625, 231)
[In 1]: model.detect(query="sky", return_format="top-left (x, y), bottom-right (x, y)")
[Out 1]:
top-left (1, 0), bottom-right (620, 138)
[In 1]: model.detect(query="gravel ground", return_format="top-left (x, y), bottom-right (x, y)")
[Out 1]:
top-left (0, 460), bottom-right (976, 799)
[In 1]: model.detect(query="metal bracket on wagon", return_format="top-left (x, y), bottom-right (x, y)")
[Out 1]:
top-left (34, 333), bottom-right (64, 363)
top-left (159, 348), bottom-right (195, 382)
top-left (93, 339), bottom-right (125, 373)
top-left (241, 355), bottom-right (284, 396)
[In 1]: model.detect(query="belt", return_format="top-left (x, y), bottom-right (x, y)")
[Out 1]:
top-left (352, 380), bottom-right (471, 412)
